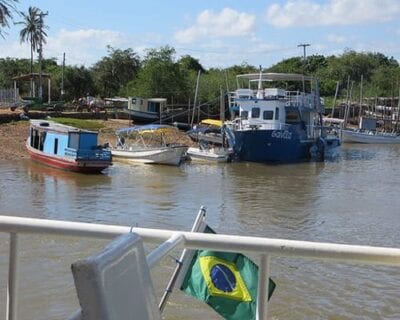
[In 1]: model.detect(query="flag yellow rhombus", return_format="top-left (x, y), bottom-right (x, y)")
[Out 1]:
top-left (199, 256), bottom-right (252, 302)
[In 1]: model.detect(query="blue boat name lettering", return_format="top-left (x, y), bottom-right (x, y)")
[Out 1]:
top-left (271, 130), bottom-right (292, 140)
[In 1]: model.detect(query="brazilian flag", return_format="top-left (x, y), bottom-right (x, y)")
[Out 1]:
top-left (180, 227), bottom-right (276, 320)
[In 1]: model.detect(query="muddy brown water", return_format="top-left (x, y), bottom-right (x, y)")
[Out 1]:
top-left (0, 143), bottom-right (399, 319)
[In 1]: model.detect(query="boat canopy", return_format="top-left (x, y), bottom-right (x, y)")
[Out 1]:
top-left (116, 124), bottom-right (177, 135)
top-left (237, 73), bottom-right (314, 82)
top-left (199, 119), bottom-right (222, 127)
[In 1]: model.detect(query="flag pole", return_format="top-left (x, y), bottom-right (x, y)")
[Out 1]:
top-left (158, 206), bottom-right (207, 312)
top-left (256, 254), bottom-right (270, 320)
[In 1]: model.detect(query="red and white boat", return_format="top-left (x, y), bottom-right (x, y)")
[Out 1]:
top-left (26, 120), bottom-right (112, 173)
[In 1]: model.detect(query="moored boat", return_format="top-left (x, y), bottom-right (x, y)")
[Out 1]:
top-left (341, 128), bottom-right (400, 144)
top-left (186, 119), bottom-right (224, 145)
top-left (26, 120), bottom-right (112, 173)
top-left (225, 72), bottom-right (338, 163)
top-left (187, 145), bottom-right (232, 163)
top-left (110, 124), bottom-right (188, 166)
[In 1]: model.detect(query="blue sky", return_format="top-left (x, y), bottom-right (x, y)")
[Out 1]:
top-left (1, 0), bottom-right (400, 68)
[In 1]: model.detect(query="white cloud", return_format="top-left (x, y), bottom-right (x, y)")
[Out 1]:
top-left (0, 28), bottom-right (131, 66)
top-left (174, 8), bottom-right (256, 43)
top-left (46, 29), bottom-right (129, 65)
top-left (266, 0), bottom-right (400, 28)
top-left (327, 33), bottom-right (347, 43)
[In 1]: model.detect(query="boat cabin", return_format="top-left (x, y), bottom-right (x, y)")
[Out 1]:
top-left (232, 73), bottom-right (323, 137)
top-left (128, 97), bottom-right (167, 116)
top-left (29, 120), bottom-right (111, 161)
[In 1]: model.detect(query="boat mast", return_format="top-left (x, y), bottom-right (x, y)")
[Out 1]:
top-left (256, 66), bottom-right (264, 99)
top-left (191, 70), bottom-right (201, 127)
top-left (359, 75), bottom-right (363, 125)
top-left (330, 81), bottom-right (340, 118)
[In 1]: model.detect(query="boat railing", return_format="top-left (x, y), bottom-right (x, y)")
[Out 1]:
top-left (65, 147), bottom-right (112, 161)
top-left (229, 118), bottom-right (290, 131)
top-left (285, 91), bottom-right (317, 109)
top-left (1, 208), bottom-right (400, 320)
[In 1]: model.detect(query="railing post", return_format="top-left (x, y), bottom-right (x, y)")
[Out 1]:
top-left (7, 233), bottom-right (18, 320)
top-left (256, 254), bottom-right (270, 320)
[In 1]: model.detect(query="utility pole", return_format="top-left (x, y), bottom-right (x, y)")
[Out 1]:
top-left (298, 43), bottom-right (310, 61)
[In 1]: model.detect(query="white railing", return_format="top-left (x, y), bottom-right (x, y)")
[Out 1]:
top-left (1, 210), bottom-right (400, 320)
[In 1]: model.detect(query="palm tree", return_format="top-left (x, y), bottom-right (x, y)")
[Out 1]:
top-left (16, 6), bottom-right (48, 96)
top-left (0, 0), bottom-right (18, 37)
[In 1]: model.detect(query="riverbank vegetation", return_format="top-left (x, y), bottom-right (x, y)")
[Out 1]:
top-left (51, 118), bottom-right (105, 131)
top-left (1, 47), bottom-right (399, 106)
top-left (1, 2), bottom-right (399, 112)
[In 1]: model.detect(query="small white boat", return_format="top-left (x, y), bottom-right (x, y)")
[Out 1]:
top-left (187, 145), bottom-right (232, 163)
top-left (110, 124), bottom-right (188, 166)
top-left (341, 129), bottom-right (400, 144)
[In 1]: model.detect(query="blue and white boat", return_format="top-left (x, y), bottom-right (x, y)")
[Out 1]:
top-left (26, 120), bottom-right (112, 173)
top-left (225, 72), bottom-right (337, 163)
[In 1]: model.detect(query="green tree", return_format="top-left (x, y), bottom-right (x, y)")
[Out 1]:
top-left (0, 0), bottom-right (18, 37)
top-left (127, 46), bottom-right (188, 103)
top-left (64, 66), bottom-right (95, 101)
top-left (91, 46), bottom-right (140, 98)
top-left (16, 7), bottom-right (46, 75)
top-left (178, 55), bottom-right (205, 73)
top-left (0, 57), bottom-right (30, 87)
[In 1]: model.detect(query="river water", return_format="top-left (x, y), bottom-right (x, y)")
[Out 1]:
top-left (0, 143), bottom-right (399, 319)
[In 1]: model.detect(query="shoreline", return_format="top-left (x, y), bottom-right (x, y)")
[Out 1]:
top-left (0, 117), bottom-right (131, 161)
top-left (0, 111), bottom-right (193, 161)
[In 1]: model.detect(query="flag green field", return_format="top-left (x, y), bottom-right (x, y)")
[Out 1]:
top-left (180, 227), bottom-right (276, 320)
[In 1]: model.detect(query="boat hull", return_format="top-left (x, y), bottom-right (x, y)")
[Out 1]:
top-left (233, 128), bottom-right (313, 163)
top-left (111, 145), bottom-right (187, 166)
top-left (187, 147), bottom-right (230, 163)
top-left (341, 129), bottom-right (400, 144)
top-left (26, 143), bottom-right (112, 173)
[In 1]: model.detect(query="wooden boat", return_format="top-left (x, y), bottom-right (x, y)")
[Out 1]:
top-left (104, 97), bottom-right (167, 123)
top-left (341, 129), bottom-right (400, 144)
top-left (26, 120), bottom-right (112, 173)
top-left (110, 124), bottom-right (188, 166)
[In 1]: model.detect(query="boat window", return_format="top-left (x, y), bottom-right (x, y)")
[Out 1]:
top-left (148, 101), bottom-right (159, 113)
top-left (54, 138), bottom-right (58, 155)
top-left (69, 132), bottom-right (80, 149)
top-left (263, 110), bottom-right (273, 120)
top-left (31, 129), bottom-right (39, 148)
top-left (251, 107), bottom-right (260, 118)
top-left (241, 111), bottom-right (248, 120)
top-left (286, 110), bottom-right (301, 123)
top-left (39, 132), bottom-right (46, 151)
top-left (275, 107), bottom-right (279, 120)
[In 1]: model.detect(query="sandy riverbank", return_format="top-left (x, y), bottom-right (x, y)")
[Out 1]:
top-left (0, 116), bottom-right (193, 161)
top-left (0, 118), bottom-right (135, 161)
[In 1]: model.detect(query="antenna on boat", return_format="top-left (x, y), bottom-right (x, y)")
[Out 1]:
top-left (256, 65), bottom-right (264, 99)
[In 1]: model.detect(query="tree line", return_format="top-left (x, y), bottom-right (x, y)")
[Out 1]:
top-left (1, 1), bottom-right (399, 109)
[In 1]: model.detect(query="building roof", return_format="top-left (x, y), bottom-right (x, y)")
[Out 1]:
top-left (12, 73), bottom-right (51, 81)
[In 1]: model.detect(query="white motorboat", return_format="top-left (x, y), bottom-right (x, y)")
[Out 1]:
top-left (341, 129), bottom-right (400, 144)
top-left (187, 145), bottom-right (232, 163)
top-left (110, 124), bottom-right (188, 165)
